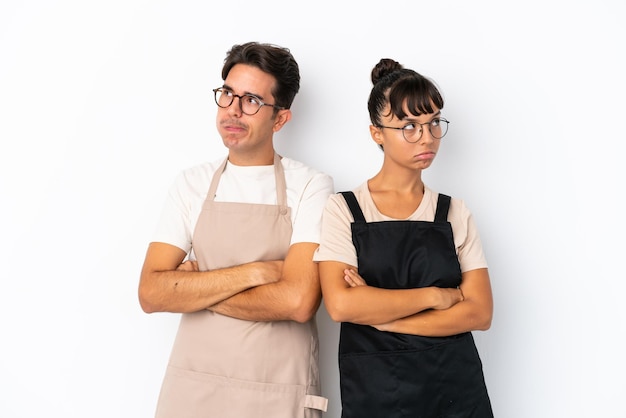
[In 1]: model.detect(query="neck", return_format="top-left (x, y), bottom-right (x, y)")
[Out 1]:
top-left (227, 148), bottom-right (275, 166)
top-left (370, 166), bottom-right (424, 195)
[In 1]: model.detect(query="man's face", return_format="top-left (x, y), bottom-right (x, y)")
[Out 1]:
top-left (216, 63), bottom-right (287, 163)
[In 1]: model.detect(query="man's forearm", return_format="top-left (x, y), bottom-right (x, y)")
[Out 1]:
top-left (209, 243), bottom-right (322, 323)
top-left (208, 276), bottom-right (321, 322)
top-left (140, 261), bottom-right (282, 314)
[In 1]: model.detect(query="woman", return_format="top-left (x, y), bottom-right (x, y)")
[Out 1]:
top-left (314, 58), bottom-right (494, 417)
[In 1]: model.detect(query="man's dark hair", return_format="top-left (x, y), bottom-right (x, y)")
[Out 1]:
top-left (222, 42), bottom-right (300, 110)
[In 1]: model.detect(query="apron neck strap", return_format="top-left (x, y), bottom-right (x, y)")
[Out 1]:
top-left (207, 153), bottom-right (287, 206)
top-left (434, 193), bottom-right (451, 222)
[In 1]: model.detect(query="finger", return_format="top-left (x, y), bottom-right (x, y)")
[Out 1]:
top-left (344, 274), bottom-right (359, 287)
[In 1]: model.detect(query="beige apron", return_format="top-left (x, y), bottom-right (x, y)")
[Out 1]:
top-left (155, 154), bottom-right (328, 418)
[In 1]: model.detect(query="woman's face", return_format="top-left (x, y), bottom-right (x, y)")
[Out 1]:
top-left (371, 103), bottom-right (443, 171)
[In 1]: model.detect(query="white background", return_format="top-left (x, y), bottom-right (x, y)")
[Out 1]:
top-left (1, 1), bottom-right (625, 417)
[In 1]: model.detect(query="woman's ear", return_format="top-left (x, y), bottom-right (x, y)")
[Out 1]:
top-left (272, 109), bottom-right (292, 132)
top-left (370, 125), bottom-right (384, 146)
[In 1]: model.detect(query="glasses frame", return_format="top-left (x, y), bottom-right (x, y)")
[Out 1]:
top-left (212, 87), bottom-right (285, 116)
top-left (377, 118), bottom-right (450, 143)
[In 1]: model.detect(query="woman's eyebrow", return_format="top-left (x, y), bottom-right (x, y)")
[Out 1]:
top-left (404, 110), bottom-right (442, 121)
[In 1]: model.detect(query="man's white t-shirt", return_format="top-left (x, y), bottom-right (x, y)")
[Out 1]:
top-left (152, 156), bottom-right (334, 255)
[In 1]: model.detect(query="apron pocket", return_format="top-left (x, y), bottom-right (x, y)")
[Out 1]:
top-left (156, 365), bottom-right (322, 418)
top-left (339, 334), bottom-right (491, 418)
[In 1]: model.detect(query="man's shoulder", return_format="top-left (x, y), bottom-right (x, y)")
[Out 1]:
top-left (280, 157), bottom-right (331, 179)
top-left (178, 157), bottom-right (223, 177)
top-left (170, 157), bottom-right (225, 191)
top-left (281, 157), bottom-right (334, 198)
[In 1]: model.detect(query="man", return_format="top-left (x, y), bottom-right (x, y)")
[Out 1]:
top-left (139, 42), bottom-right (333, 418)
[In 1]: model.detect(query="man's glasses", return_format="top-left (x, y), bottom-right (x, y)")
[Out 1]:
top-left (213, 88), bottom-right (285, 115)
top-left (377, 118), bottom-right (450, 143)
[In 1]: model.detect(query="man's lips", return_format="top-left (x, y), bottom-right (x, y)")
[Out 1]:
top-left (220, 120), bottom-right (247, 131)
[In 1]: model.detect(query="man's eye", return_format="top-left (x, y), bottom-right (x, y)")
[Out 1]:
top-left (244, 95), bottom-right (261, 105)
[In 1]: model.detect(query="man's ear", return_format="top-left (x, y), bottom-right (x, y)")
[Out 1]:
top-left (273, 109), bottom-right (292, 132)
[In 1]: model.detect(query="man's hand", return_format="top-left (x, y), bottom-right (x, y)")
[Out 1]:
top-left (176, 260), bottom-right (199, 272)
top-left (207, 243), bottom-right (320, 323)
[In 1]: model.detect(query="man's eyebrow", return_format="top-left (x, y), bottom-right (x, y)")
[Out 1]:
top-left (221, 84), bottom-right (265, 100)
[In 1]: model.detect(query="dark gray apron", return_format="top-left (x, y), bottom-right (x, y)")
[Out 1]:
top-left (338, 191), bottom-right (493, 418)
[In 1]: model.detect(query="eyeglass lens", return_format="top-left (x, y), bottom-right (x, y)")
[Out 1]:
top-left (214, 89), bottom-right (262, 115)
top-left (404, 120), bottom-right (448, 142)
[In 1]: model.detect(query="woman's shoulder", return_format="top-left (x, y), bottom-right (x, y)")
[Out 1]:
top-left (424, 185), bottom-right (467, 208)
top-left (331, 182), bottom-right (370, 205)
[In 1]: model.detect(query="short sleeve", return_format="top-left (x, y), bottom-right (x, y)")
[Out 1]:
top-left (289, 171), bottom-right (334, 245)
top-left (313, 193), bottom-right (358, 267)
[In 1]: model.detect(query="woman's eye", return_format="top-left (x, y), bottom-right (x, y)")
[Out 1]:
top-left (431, 118), bottom-right (441, 127)
top-left (404, 123), bottom-right (417, 131)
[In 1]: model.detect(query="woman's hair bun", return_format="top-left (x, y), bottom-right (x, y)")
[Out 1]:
top-left (371, 58), bottom-right (404, 85)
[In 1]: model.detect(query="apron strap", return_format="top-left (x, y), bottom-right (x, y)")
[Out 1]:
top-left (207, 158), bottom-right (228, 201)
top-left (340, 191), bottom-right (366, 223)
top-left (304, 394), bottom-right (329, 412)
top-left (207, 153), bottom-right (287, 207)
top-left (342, 191), bottom-right (452, 223)
top-left (434, 193), bottom-right (451, 223)
top-left (273, 153), bottom-right (288, 208)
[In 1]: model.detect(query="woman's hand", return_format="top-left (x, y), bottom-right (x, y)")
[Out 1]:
top-left (343, 268), bottom-right (464, 332)
top-left (433, 287), bottom-right (464, 310)
top-left (343, 268), bottom-right (367, 287)
top-left (344, 268), bottom-right (463, 308)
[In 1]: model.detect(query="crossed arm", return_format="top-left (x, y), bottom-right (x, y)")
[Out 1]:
top-left (319, 261), bottom-right (492, 337)
top-left (139, 241), bottom-right (322, 323)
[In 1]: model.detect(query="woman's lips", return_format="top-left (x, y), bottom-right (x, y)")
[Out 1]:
top-left (415, 151), bottom-right (436, 160)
